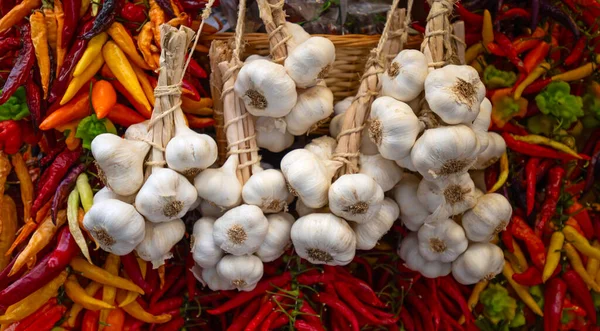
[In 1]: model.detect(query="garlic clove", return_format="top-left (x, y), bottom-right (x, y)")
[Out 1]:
top-left (135, 219), bottom-right (186, 269)
top-left (462, 193), bottom-right (513, 242)
top-left (216, 254), bottom-right (264, 291)
top-left (213, 204), bottom-right (269, 255)
top-left (255, 117), bottom-right (294, 153)
top-left (334, 96), bottom-right (353, 115)
top-left (242, 169), bottom-right (292, 213)
top-left (354, 198), bottom-right (399, 250)
top-left (451, 243), bottom-right (504, 285)
top-left (256, 212), bottom-right (295, 262)
top-left (285, 85), bottom-right (334, 136)
top-left (285, 37), bottom-right (336, 88)
top-left (201, 266), bottom-right (235, 291)
top-left (194, 155), bottom-right (243, 210)
top-left (359, 153), bottom-right (403, 192)
top-left (165, 130), bottom-right (218, 177)
top-left (328, 174), bottom-right (384, 223)
top-left (369, 96), bottom-right (420, 160)
top-left (394, 152), bottom-right (417, 172)
top-left (281, 149), bottom-right (334, 209)
top-left (393, 173), bottom-right (430, 231)
top-left (417, 219), bottom-right (468, 263)
top-left (93, 187), bottom-right (136, 205)
top-left (397, 232), bottom-right (451, 278)
top-left (472, 132), bottom-right (506, 170)
top-left (381, 50), bottom-right (429, 102)
top-left (191, 217), bottom-right (224, 268)
top-left (305, 136), bottom-right (337, 161)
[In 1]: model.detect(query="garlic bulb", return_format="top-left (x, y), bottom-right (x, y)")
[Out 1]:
top-left (381, 50), bottom-right (429, 102)
top-left (245, 54), bottom-right (269, 64)
top-left (285, 22), bottom-right (310, 51)
top-left (452, 243), bottom-right (504, 285)
top-left (216, 254), bottom-right (264, 291)
top-left (135, 168), bottom-right (197, 223)
top-left (195, 155), bottom-right (242, 209)
top-left (198, 199), bottom-right (226, 218)
top-left (417, 173), bottom-right (478, 220)
top-left (285, 37), bottom-right (336, 88)
top-left (354, 198), bottom-right (399, 250)
top-left (242, 169), bottom-right (292, 213)
top-left (417, 219), bottom-right (468, 262)
top-left (286, 85), bottom-right (334, 135)
top-left (305, 136), bottom-right (337, 161)
top-left (411, 125), bottom-right (479, 181)
top-left (462, 193), bottom-right (513, 242)
top-left (202, 267), bottom-right (235, 291)
top-left (328, 174), bottom-right (384, 223)
top-left (91, 133), bottom-right (150, 196)
top-left (291, 213), bottom-right (356, 265)
top-left (471, 97), bottom-right (492, 131)
top-left (281, 149), bottom-right (338, 209)
top-left (329, 113), bottom-right (344, 138)
top-left (235, 59), bottom-right (297, 117)
top-left (395, 153), bottom-right (417, 172)
top-left (369, 96), bottom-right (421, 160)
top-left (93, 187), bottom-right (135, 204)
top-left (393, 174), bottom-right (429, 231)
top-left (255, 117), bottom-right (294, 153)
top-left (334, 96), bottom-right (353, 115)
top-left (256, 212), bottom-right (295, 262)
top-left (425, 64), bottom-right (486, 124)
top-left (398, 232), bottom-right (451, 278)
top-left (359, 154), bottom-right (403, 192)
top-left (472, 132), bottom-right (506, 170)
top-left (213, 204), bottom-right (269, 255)
top-left (83, 199), bottom-right (145, 255)
top-left (295, 199), bottom-right (329, 217)
top-left (136, 219), bottom-right (185, 268)
top-left (191, 217), bottom-right (224, 268)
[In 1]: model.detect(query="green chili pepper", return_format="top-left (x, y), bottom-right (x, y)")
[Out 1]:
top-left (76, 173), bottom-right (93, 212)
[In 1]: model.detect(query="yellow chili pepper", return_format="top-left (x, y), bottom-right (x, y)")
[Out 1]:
top-left (512, 239), bottom-right (529, 272)
top-left (119, 258), bottom-right (147, 307)
top-left (543, 231), bottom-right (564, 283)
top-left (514, 62), bottom-right (550, 100)
top-left (30, 11), bottom-right (51, 99)
top-left (489, 152), bottom-right (508, 193)
top-left (66, 281), bottom-right (103, 327)
top-left (107, 22), bottom-right (151, 70)
top-left (563, 225), bottom-right (600, 261)
top-left (482, 10), bottom-right (493, 50)
top-left (586, 241), bottom-right (600, 280)
top-left (503, 262), bottom-right (544, 316)
top-left (469, 55), bottom-right (486, 76)
top-left (70, 257), bottom-right (145, 294)
top-left (465, 43), bottom-right (485, 64)
top-left (131, 64), bottom-right (155, 107)
top-left (117, 290), bottom-right (172, 324)
top-left (73, 32), bottom-right (108, 77)
top-left (0, 271), bottom-right (67, 323)
top-left (61, 54), bottom-right (105, 105)
top-left (512, 134), bottom-right (582, 159)
top-left (100, 254), bottom-right (120, 330)
top-left (458, 280), bottom-right (489, 324)
top-left (65, 275), bottom-right (115, 310)
top-left (564, 242), bottom-right (600, 292)
top-left (596, 268), bottom-right (600, 286)
top-left (551, 62), bottom-right (596, 82)
top-left (102, 41), bottom-right (151, 114)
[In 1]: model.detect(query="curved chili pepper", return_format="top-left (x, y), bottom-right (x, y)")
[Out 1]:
top-left (21, 303), bottom-right (66, 331)
top-left (502, 133), bottom-right (578, 160)
top-left (565, 37), bottom-right (586, 67)
top-left (545, 278), bottom-right (567, 331)
top-left (523, 41), bottom-right (550, 73)
top-left (494, 32), bottom-right (525, 73)
top-left (563, 270), bottom-right (596, 324)
top-left (334, 282), bottom-right (397, 325)
top-left (525, 158), bottom-right (540, 216)
top-left (510, 215), bottom-right (546, 269)
top-left (122, 252), bottom-right (152, 295)
top-left (154, 316), bottom-right (184, 331)
top-left (313, 292), bottom-right (359, 331)
top-left (404, 293), bottom-right (434, 331)
top-left (245, 296), bottom-right (276, 331)
top-left (61, 0), bottom-right (80, 48)
top-left (566, 201), bottom-right (594, 239)
top-left (82, 0), bottom-right (122, 40)
top-left (497, 7), bottom-right (531, 21)
top-left (535, 166), bottom-right (565, 236)
top-left (185, 253), bottom-right (196, 301)
top-left (149, 265), bottom-right (183, 305)
top-left (438, 276), bottom-right (474, 326)
top-left (540, 2), bottom-right (580, 39)
top-left (51, 163), bottom-right (85, 224)
top-left (0, 24), bottom-right (35, 104)
top-left (512, 267), bottom-right (543, 286)
top-left (226, 297), bottom-right (261, 331)
top-left (455, 3), bottom-right (483, 25)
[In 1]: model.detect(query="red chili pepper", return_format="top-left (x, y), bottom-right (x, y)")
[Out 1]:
top-left (334, 282), bottom-right (397, 325)
top-left (148, 297), bottom-right (184, 315)
top-left (512, 267), bottom-right (543, 286)
top-left (404, 294), bottom-right (434, 331)
top-left (455, 3), bottom-right (483, 25)
top-left (154, 316), bottom-right (184, 331)
top-left (501, 230), bottom-right (515, 252)
top-left (295, 320), bottom-right (324, 331)
top-left (185, 55), bottom-right (208, 79)
top-left (563, 298), bottom-right (586, 317)
top-left (245, 296), bottom-right (278, 331)
top-left (440, 309), bottom-right (464, 331)
top-left (150, 265), bottom-right (183, 305)
top-left (497, 7), bottom-right (531, 21)
top-left (525, 158), bottom-right (540, 216)
top-left (0, 227), bottom-right (78, 309)
top-left (227, 298), bottom-right (261, 331)
top-left (185, 254), bottom-right (196, 301)
top-left (52, 163), bottom-right (86, 223)
top-left (61, 0), bottom-right (81, 47)
top-left (185, 114), bottom-right (215, 129)
top-left (486, 42), bottom-right (506, 56)
top-left (323, 266), bottom-right (386, 308)
top-left (0, 37), bottom-right (19, 53)
top-left (510, 215), bottom-right (546, 269)
top-left (120, 2), bottom-right (147, 22)
top-left (122, 252), bottom-right (152, 295)
top-left (411, 22), bottom-right (425, 34)
top-left (21, 304), bottom-right (66, 331)
top-left (524, 41), bottom-right (550, 73)
top-left (563, 0), bottom-right (597, 29)
top-left (164, 275), bottom-right (187, 299)
top-left (82, 309), bottom-right (100, 331)
top-left (412, 280), bottom-right (441, 330)
top-left (513, 28), bottom-right (545, 54)
top-left (298, 300), bottom-right (324, 331)
top-left (438, 276), bottom-right (474, 326)
top-left (437, 290), bottom-right (462, 319)
top-left (502, 133), bottom-right (580, 161)
top-left (0, 120), bottom-right (22, 155)
top-left (270, 313), bottom-right (289, 329)
top-left (399, 308), bottom-right (415, 331)
top-left (8, 298), bottom-right (58, 331)
top-left (495, 32), bottom-right (526, 73)
top-left (180, 79), bottom-right (201, 101)
top-left (563, 270), bottom-right (597, 324)
top-left (0, 25), bottom-right (34, 104)
top-left (24, 73), bottom-right (44, 129)
top-left (544, 278), bottom-right (567, 331)
top-left (536, 159), bottom-right (555, 182)
top-left (564, 37), bottom-right (586, 66)
top-left (535, 166), bottom-right (565, 236)
top-left (566, 201), bottom-right (594, 240)
top-left (314, 293), bottom-right (359, 331)
top-left (351, 256), bottom-right (373, 286)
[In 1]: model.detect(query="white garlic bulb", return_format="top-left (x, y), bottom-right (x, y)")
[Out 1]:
top-left (417, 219), bottom-right (468, 262)
top-left (359, 154), bottom-right (403, 192)
top-left (91, 133), bottom-right (150, 196)
top-left (285, 22), bottom-right (310, 51)
top-left (295, 199), bottom-right (329, 217)
top-left (195, 155), bottom-right (243, 209)
top-left (369, 96), bottom-right (421, 160)
top-left (470, 97), bottom-right (492, 154)
top-left (191, 217), bottom-right (224, 268)
top-left (285, 37), bottom-right (336, 88)
top-left (411, 125), bottom-right (479, 181)
top-left (286, 85), bottom-right (334, 136)
top-left (462, 193), bottom-right (513, 242)
top-left (136, 219), bottom-right (185, 268)
top-left (291, 213), bottom-right (356, 265)
top-left (398, 232), bottom-right (451, 278)
top-left (235, 59), bottom-right (297, 117)
top-left (242, 169), bottom-right (292, 213)
top-left (305, 136), bottom-right (337, 161)
top-left (417, 173), bottom-right (479, 220)
top-left (354, 198), bottom-right (399, 250)
top-left (393, 173), bottom-right (429, 231)
top-left (198, 199), bottom-right (226, 218)
top-left (202, 267), bottom-right (235, 291)
top-left (472, 132), bottom-right (506, 170)
top-left (245, 54), bottom-right (269, 64)
top-left (213, 204), bottom-right (269, 255)
top-left (394, 153), bottom-right (417, 172)
top-left (452, 243), bottom-right (504, 285)
top-left (381, 50), bottom-right (429, 102)
top-left (334, 96), bottom-right (353, 115)
top-left (256, 212), bottom-right (295, 262)
top-left (135, 168), bottom-right (197, 223)
top-left (328, 174), bottom-right (384, 223)
top-left (425, 64), bottom-right (486, 124)
top-left (255, 117), bottom-right (294, 153)
top-left (216, 254), bottom-right (264, 291)
top-left (83, 199), bottom-right (145, 255)
top-left (93, 187), bottom-right (135, 205)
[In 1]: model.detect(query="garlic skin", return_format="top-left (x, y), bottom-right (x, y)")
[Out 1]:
top-left (334, 96), bottom-right (353, 115)
top-left (245, 54), bottom-right (269, 64)
top-left (359, 154), bottom-right (403, 192)
top-left (329, 113), bottom-right (344, 138)
top-left (202, 267), bottom-right (235, 291)
top-left (425, 64), bottom-right (486, 124)
top-left (93, 187), bottom-right (135, 205)
top-left (285, 22), bottom-right (310, 51)
top-left (472, 132), bottom-right (506, 170)
top-left (165, 128), bottom-right (218, 177)
top-left (213, 204), bottom-right (269, 255)
top-left (286, 85), bottom-right (334, 135)
top-left (462, 193), bottom-right (513, 242)
top-left (256, 213), bottom-right (295, 262)
top-left (395, 153), bottom-right (417, 172)
top-left (471, 97), bottom-right (492, 131)
top-left (217, 254), bottom-right (264, 291)
top-left (328, 174), bottom-right (384, 223)
top-left (285, 37), bottom-right (336, 88)
top-left (393, 174), bottom-right (430, 231)
top-left (305, 136), bottom-right (337, 161)
top-left (291, 213), bottom-right (356, 265)
top-left (381, 50), bottom-right (429, 102)
top-left (191, 217), bottom-right (224, 268)
top-left (255, 117), bottom-right (294, 153)
top-left (398, 232), bottom-right (451, 278)
top-left (417, 173), bottom-right (478, 220)
top-left (242, 169), bottom-right (292, 213)
top-left (195, 155), bottom-right (243, 209)
top-left (369, 96), bottom-right (421, 160)
top-left (417, 219), bottom-right (468, 262)
top-left (235, 59), bottom-right (297, 117)
top-left (91, 133), bottom-right (150, 196)
top-left (452, 243), bottom-right (504, 285)
top-left (135, 168), bottom-right (198, 223)
top-left (198, 199), bottom-right (226, 218)
top-left (411, 125), bottom-right (480, 181)
top-left (295, 199), bottom-right (329, 217)
top-left (354, 198), bottom-right (399, 250)
top-left (136, 219), bottom-right (185, 268)
top-left (83, 199), bottom-right (145, 255)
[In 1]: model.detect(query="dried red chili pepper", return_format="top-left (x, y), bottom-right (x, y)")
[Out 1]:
top-left (313, 292), bottom-right (359, 331)
top-left (227, 298), bottom-right (261, 331)
top-left (185, 55), bottom-right (208, 79)
top-left (24, 72), bottom-right (44, 129)
top-left (510, 215), bottom-right (546, 269)
top-left (563, 270), bottom-right (596, 324)
top-left (83, 0), bottom-right (122, 40)
top-left (497, 7), bottom-right (531, 21)
top-left (525, 157), bottom-right (540, 216)
top-left (40, 142), bottom-right (66, 167)
top-left (535, 166), bottom-right (565, 236)
top-left (0, 25), bottom-right (34, 104)
top-left (544, 278), bottom-right (567, 331)
top-left (61, 0), bottom-right (81, 48)
top-left (51, 163), bottom-right (85, 223)
top-left (0, 37), bottom-right (19, 53)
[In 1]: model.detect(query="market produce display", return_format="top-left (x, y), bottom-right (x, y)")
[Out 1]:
top-left (1, 0), bottom-right (600, 330)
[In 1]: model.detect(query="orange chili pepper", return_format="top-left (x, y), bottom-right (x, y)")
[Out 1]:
top-left (54, 0), bottom-right (66, 75)
top-left (0, 0), bottom-right (42, 33)
top-left (91, 80), bottom-right (117, 119)
top-left (149, 0), bottom-right (166, 47)
top-left (107, 104), bottom-right (146, 127)
top-left (30, 11), bottom-right (51, 98)
top-left (43, 7), bottom-right (58, 57)
top-left (39, 92), bottom-right (91, 130)
top-left (106, 22), bottom-right (151, 71)
top-left (185, 114), bottom-right (215, 129)
top-left (11, 153), bottom-right (34, 223)
top-left (0, 196), bottom-right (17, 269)
top-left (137, 22), bottom-right (156, 69)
